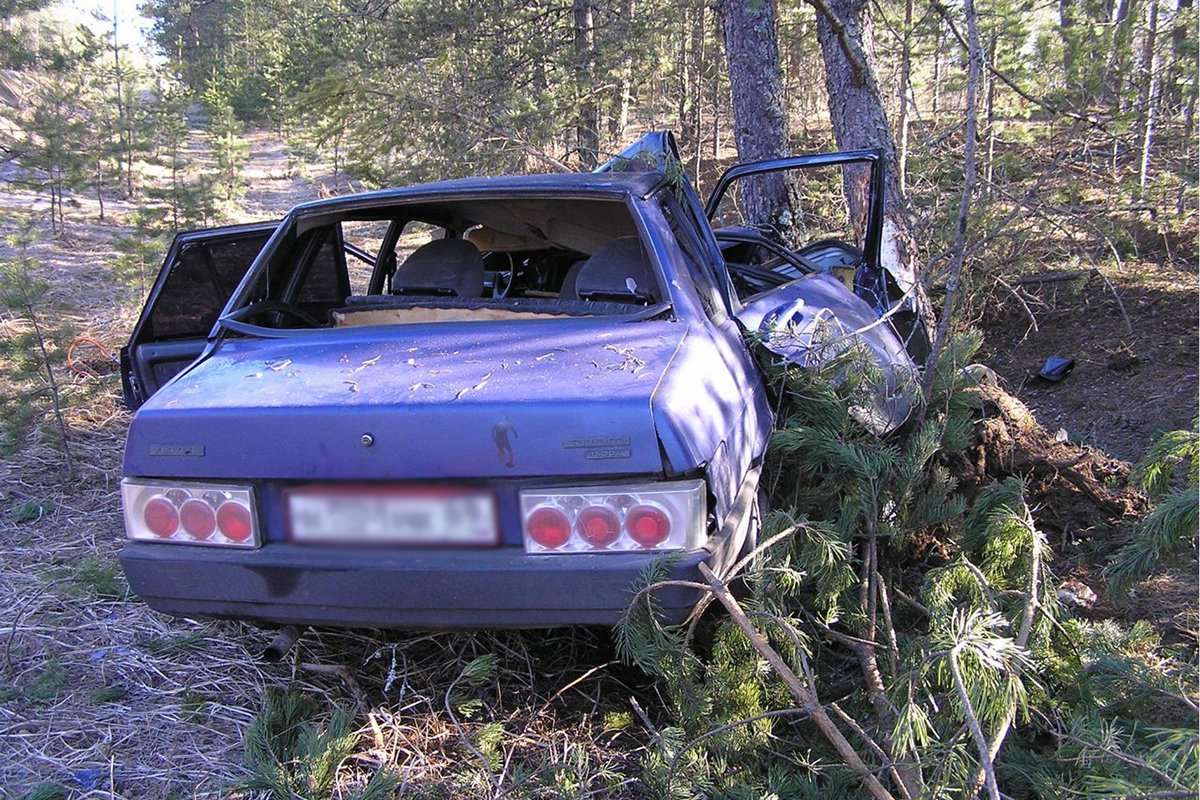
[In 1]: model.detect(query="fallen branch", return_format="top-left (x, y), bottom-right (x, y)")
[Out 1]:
top-left (698, 563), bottom-right (898, 800)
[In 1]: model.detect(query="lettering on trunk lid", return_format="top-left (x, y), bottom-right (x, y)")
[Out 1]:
top-left (149, 444), bottom-right (205, 457)
top-left (563, 436), bottom-right (631, 460)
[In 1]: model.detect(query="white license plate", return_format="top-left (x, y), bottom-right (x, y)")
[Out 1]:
top-left (286, 487), bottom-right (498, 546)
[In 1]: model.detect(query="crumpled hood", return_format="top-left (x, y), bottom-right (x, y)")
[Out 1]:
top-left (125, 318), bottom-right (687, 480)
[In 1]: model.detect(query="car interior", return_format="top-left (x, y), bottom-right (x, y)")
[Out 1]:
top-left (231, 196), bottom-right (669, 331)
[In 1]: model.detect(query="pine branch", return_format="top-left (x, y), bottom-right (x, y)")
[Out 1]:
top-left (697, 562), bottom-right (898, 800)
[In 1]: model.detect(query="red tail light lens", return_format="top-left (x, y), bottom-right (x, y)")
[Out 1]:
top-left (143, 497), bottom-right (179, 537)
top-left (527, 506), bottom-right (572, 549)
top-left (121, 480), bottom-right (259, 548)
top-left (577, 505), bottom-right (621, 548)
top-left (216, 501), bottom-right (253, 543)
top-left (519, 480), bottom-right (704, 554)
top-left (626, 505), bottom-right (670, 548)
top-left (179, 498), bottom-right (217, 539)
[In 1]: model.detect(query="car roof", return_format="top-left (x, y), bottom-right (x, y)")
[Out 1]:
top-left (289, 170), bottom-right (668, 218)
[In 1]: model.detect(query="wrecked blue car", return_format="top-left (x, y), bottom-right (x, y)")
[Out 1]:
top-left (117, 133), bottom-right (922, 628)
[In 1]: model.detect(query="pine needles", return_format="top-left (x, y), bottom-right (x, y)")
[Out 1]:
top-left (1105, 421), bottom-right (1200, 599)
top-left (616, 330), bottom-right (1199, 799)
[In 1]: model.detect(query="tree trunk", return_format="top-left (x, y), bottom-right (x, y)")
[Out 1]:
top-left (573, 0), bottom-right (600, 169)
top-left (718, 0), bottom-right (799, 239)
top-left (692, 6), bottom-right (706, 184)
top-left (897, 0), bottom-right (914, 194)
top-left (984, 33), bottom-right (997, 198)
top-left (1169, 0), bottom-right (1193, 111)
top-left (611, 0), bottom-right (636, 140)
top-left (933, 21), bottom-right (944, 116)
top-left (809, 0), bottom-right (934, 357)
top-left (1138, 0), bottom-right (1161, 195)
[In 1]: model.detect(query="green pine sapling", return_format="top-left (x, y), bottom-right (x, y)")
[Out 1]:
top-left (0, 221), bottom-right (72, 475)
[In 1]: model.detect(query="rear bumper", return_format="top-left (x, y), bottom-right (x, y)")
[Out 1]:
top-left (119, 542), bottom-right (709, 628)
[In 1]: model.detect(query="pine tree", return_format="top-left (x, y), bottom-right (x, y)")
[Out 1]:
top-left (0, 220), bottom-right (72, 474)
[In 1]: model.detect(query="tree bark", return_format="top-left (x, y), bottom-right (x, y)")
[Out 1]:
top-left (897, 0), bottom-right (914, 194)
top-left (611, 0), bottom-right (636, 140)
top-left (1138, 0), bottom-right (1161, 195)
top-left (920, 0), bottom-right (983, 404)
top-left (808, 0), bottom-right (934, 357)
top-left (573, 0), bottom-right (600, 169)
top-left (718, 0), bottom-right (799, 239)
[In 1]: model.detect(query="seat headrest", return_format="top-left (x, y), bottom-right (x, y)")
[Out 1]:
top-left (393, 238), bottom-right (485, 298)
top-left (573, 237), bottom-right (658, 302)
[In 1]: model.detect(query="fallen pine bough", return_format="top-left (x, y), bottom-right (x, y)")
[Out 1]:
top-left (618, 330), bottom-right (1197, 799)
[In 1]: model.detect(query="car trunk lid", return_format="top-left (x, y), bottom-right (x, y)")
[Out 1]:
top-left (124, 317), bottom-right (685, 480)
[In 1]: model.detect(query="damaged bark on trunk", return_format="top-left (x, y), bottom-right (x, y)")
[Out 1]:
top-left (718, 0), bottom-right (799, 240)
top-left (808, 0), bottom-right (935, 357)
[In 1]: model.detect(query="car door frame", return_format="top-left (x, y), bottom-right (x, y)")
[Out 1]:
top-left (121, 221), bottom-right (280, 409)
top-left (703, 148), bottom-right (885, 287)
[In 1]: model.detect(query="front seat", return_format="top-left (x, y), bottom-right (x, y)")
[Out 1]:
top-left (392, 238), bottom-right (485, 298)
top-left (562, 237), bottom-right (658, 303)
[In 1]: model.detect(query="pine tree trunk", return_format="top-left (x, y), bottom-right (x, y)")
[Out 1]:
top-left (611, 0), bottom-right (636, 140)
top-left (1138, 0), bottom-right (1161, 195)
top-left (809, 0), bottom-right (934, 352)
top-left (718, 0), bottom-right (799, 239)
top-left (897, 0), bottom-right (914, 193)
top-left (573, 0), bottom-right (600, 168)
top-left (933, 22), bottom-right (944, 117)
top-left (1169, 0), bottom-right (1193, 111)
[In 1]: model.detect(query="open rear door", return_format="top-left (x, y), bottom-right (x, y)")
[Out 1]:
top-left (705, 150), bottom-right (930, 362)
top-left (121, 222), bottom-right (277, 409)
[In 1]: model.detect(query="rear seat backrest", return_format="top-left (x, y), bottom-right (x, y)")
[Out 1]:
top-left (392, 238), bottom-right (486, 298)
top-left (569, 237), bottom-right (658, 303)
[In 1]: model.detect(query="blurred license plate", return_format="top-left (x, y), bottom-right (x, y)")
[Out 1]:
top-left (286, 487), bottom-right (498, 546)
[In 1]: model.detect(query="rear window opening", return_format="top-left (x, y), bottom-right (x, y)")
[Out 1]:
top-left (228, 195), bottom-right (666, 334)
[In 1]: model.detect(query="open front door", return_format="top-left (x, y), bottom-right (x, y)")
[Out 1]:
top-left (121, 222), bottom-right (278, 409)
top-left (705, 150), bottom-right (929, 362)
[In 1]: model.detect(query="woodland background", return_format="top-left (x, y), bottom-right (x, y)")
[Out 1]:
top-left (0, 0), bottom-right (1196, 798)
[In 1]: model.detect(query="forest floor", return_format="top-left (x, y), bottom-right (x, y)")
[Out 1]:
top-left (0, 131), bottom-right (1195, 798)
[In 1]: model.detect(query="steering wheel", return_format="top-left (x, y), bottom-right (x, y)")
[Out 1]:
top-left (245, 300), bottom-right (324, 328)
top-left (493, 253), bottom-right (515, 299)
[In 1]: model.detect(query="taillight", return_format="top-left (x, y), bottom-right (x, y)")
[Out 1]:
top-left (121, 480), bottom-right (260, 548)
top-left (142, 497), bottom-right (179, 537)
top-left (179, 498), bottom-right (217, 539)
top-left (626, 504), bottom-right (670, 548)
top-left (577, 505), bottom-right (621, 548)
top-left (519, 480), bottom-right (704, 554)
top-left (527, 506), bottom-right (572, 548)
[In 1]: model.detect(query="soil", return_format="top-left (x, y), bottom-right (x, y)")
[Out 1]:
top-left (979, 264), bottom-right (1198, 461)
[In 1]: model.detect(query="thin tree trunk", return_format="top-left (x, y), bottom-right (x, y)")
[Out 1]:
top-left (693, 6), bottom-right (706, 184)
top-left (27, 306), bottom-right (72, 476)
top-left (920, 0), bottom-right (983, 404)
top-left (1060, 0), bottom-right (1078, 88)
top-left (718, 0), bottom-right (799, 238)
top-left (573, 0), bottom-right (600, 168)
top-left (984, 34), bottom-right (997, 198)
top-left (933, 22), bottom-right (944, 117)
top-left (112, 2), bottom-right (132, 197)
top-left (1138, 0), bottom-right (1161, 195)
top-left (611, 0), bottom-right (636, 140)
top-left (897, 0), bottom-right (914, 194)
top-left (95, 159), bottom-right (104, 221)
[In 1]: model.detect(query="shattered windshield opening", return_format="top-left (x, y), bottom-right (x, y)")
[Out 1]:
top-left (220, 195), bottom-right (671, 335)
